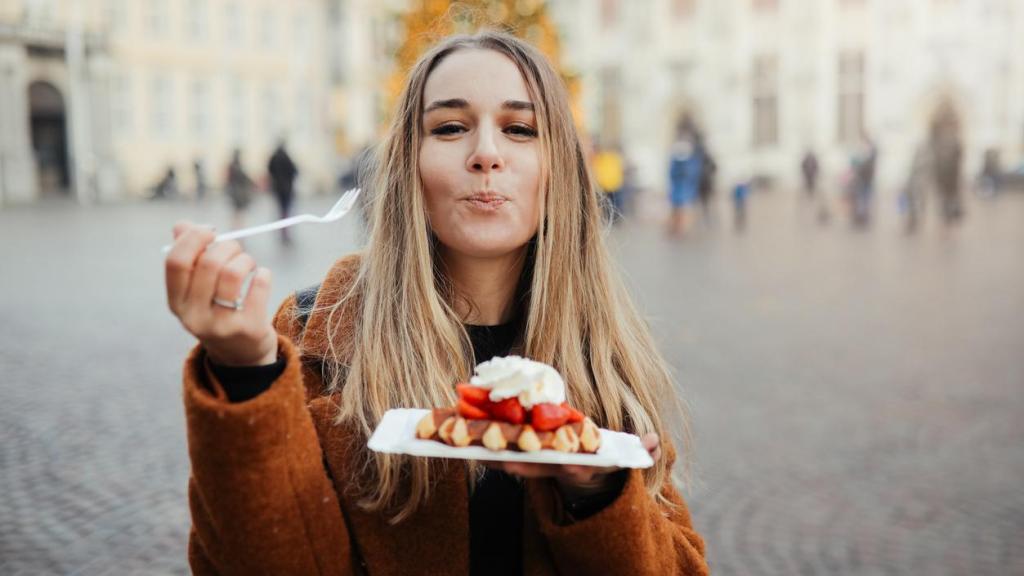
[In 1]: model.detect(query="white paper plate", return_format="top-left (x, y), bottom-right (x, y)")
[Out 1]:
top-left (368, 408), bottom-right (654, 469)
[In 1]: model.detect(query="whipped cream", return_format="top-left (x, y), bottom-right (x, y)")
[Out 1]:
top-left (469, 355), bottom-right (565, 409)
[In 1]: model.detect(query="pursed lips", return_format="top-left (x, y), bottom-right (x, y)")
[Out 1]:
top-left (462, 191), bottom-right (509, 211)
top-left (463, 191), bottom-right (508, 203)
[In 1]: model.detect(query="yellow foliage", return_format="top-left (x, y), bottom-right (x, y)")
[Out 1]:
top-left (385, 0), bottom-right (579, 128)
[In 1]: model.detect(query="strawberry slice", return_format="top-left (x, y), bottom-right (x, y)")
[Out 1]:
top-left (561, 402), bottom-right (585, 423)
top-left (457, 399), bottom-right (490, 420)
top-left (531, 403), bottom-right (570, 431)
top-left (491, 398), bottom-right (526, 424)
top-left (455, 383), bottom-right (491, 408)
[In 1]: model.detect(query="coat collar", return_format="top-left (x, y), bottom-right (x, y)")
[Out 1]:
top-left (299, 253), bottom-right (363, 364)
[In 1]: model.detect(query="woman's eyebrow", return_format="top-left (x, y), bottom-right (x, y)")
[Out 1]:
top-left (423, 98), bottom-right (535, 113)
top-left (502, 100), bottom-right (534, 112)
top-left (424, 98), bottom-right (468, 113)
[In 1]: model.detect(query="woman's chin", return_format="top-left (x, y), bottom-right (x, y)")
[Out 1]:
top-left (444, 238), bottom-right (531, 260)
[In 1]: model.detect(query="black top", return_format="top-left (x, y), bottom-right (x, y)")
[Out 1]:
top-left (209, 315), bottom-right (623, 575)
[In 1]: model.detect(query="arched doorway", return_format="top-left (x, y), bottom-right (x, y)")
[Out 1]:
top-left (28, 81), bottom-right (70, 196)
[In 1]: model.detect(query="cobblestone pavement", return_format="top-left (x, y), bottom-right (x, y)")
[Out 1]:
top-left (1, 190), bottom-right (1022, 575)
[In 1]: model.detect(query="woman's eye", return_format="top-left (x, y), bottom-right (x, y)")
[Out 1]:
top-left (431, 124), bottom-right (466, 136)
top-left (505, 124), bottom-right (538, 138)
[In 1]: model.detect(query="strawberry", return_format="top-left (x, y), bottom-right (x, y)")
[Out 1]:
top-left (491, 398), bottom-right (526, 424)
top-left (455, 383), bottom-right (491, 408)
top-left (561, 402), bottom-right (585, 423)
top-left (531, 403), bottom-right (570, 431)
top-left (457, 399), bottom-right (490, 420)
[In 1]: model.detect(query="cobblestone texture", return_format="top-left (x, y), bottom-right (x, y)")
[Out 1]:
top-left (1, 190), bottom-right (1022, 574)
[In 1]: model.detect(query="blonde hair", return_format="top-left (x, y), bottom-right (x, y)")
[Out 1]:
top-left (322, 31), bottom-right (691, 522)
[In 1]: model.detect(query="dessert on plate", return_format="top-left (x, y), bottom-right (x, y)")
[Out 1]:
top-left (415, 356), bottom-right (601, 454)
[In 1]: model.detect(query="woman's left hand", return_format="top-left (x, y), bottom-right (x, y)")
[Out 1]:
top-left (485, 432), bottom-right (661, 500)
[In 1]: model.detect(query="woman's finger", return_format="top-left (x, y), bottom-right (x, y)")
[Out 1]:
top-left (244, 266), bottom-right (273, 321)
top-left (641, 432), bottom-right (662, 462)
top-left (165, 225), bottom-right (216, 313)
top-left (212, 251), bottom-right (257, 307)
top-left (172, 220), bottom-right (196, 240)
top-left (186, 241), bottom-right (243, 307)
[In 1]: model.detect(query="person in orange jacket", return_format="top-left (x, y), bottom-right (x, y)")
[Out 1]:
top-left (164, 31), bottom-right (708, 576)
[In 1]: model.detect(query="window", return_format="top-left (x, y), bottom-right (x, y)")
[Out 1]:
top-left (111, 72), bottom-right (133, 134)
top-left (107, 0), bottom-right (129, 34)
top-left (228, 78), bottom-right (247, 143)
top-left (262, 85), bottom-right (283, 142)
top-left (329, 1), bottom-right (346, 83)
top-left (190, 79), bottom-right (209, 138)
top-left (837, 51), bottom-right (865, 143)
top-left (294, 87), bottom-right (311, 136)
top-left (260, 8), bottom-right (277, 48)
top-left (150, 74), bottom-right (173, 137)
top-left (148, 0), bottom-right (168, 38)
top-left (25, 0), bottom-right (58, 23)
top-left (752, 55), bottom-right (778, 147)
top-left (292, 13), bottom-right (311, 56)
top-left (224, 2), bottom-right (243, 47)
top-left (185, 0), bottom-right (206, 41)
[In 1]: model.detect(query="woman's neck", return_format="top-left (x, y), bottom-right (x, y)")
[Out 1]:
top-left (441, 247), bottom-right (526, 326)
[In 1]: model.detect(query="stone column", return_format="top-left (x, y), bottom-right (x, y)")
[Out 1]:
top-left (0, 44), bottom-right (38, 205)
top-left (86, 51), bottom-right (121, 201)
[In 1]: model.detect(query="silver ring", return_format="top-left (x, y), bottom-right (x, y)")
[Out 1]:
top-left (211, 269), bottom-right (257, 312)
top-left (212, 296), bottom-right (244, 311)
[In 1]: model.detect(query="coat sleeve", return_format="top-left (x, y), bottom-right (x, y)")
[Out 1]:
top-left (526, 442), bottom-right (709, 576)
top-left (183, 298), bottom-right (352, 575)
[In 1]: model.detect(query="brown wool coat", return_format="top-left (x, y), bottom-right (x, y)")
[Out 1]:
top-left (183, 254), bottom-right (709, 575)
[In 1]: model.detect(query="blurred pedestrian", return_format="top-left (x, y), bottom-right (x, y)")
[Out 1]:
top-left (976, 148), bottom-right (1001, 199)
top-left (850, 136), bottom-right (877, 227)
top-left (930, 102), bottom-right (964, 224)
top-left (193, 159), bottom-right (207, 203)
top-left (268, 140), bottom-right (299, 246)
top-left (151, 166), bottom-right (178, 200)
top-left (339, 144), bottom-right (376, 230)
top-left (802, 149), bottom-right (830, 223)
top-left (225, 149), bottom-right (255, 231)
top-left (901, 143), bottom-right (931, 232)
top-left (801, 150), bottom-right (819, 197)
top-left (732, 179), bottom-right (750, 232)
top-left (668, 124), bottom-right (703, 236)
top-left (696, 138), bottom-right (716, 225)
top-left (593, 141), bottom-right (625, 223)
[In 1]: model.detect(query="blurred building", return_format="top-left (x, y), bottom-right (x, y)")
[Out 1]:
top-left (5, 0), bottom-right (1022, 205)
top-left (550, 0), bottom-right (1024, 193)
top-left (0, 0), bottom-right (393, 206)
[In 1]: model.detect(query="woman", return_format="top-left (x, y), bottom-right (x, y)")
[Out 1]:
top-left (225, 148), bottom-right (255, 231)
top-left (668, 126), bottom-right (703, 236)
top-left (165, 32), bottom-right (707, 575)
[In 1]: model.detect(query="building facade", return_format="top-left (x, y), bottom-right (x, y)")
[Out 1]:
top-left (0, 0), bottom-right (371, 205)
top-left (550, 0), bottom-right (1024, 194)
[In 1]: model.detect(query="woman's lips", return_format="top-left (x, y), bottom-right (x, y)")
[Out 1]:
top-left (463, 193), bottom-right (508, 212)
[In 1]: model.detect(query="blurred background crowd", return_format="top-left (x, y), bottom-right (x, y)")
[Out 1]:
top-left (2, 0), bottom-right (1022, 232)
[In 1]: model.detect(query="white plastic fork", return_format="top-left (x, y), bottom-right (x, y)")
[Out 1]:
top-left (161, 188), bottom-right (361, 254)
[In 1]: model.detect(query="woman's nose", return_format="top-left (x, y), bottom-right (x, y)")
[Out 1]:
top-left (467, 126), bottom-right (505, 173)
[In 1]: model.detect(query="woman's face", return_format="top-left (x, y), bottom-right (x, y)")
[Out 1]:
top-left (419, 49), bottom-right (542, 260)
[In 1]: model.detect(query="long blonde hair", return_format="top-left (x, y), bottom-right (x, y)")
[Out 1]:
top-left (322, 31), bottom-right (691, 522)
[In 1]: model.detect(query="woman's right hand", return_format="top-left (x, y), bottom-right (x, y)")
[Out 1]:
top-left (165, 222), bottom-right (278, 366)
